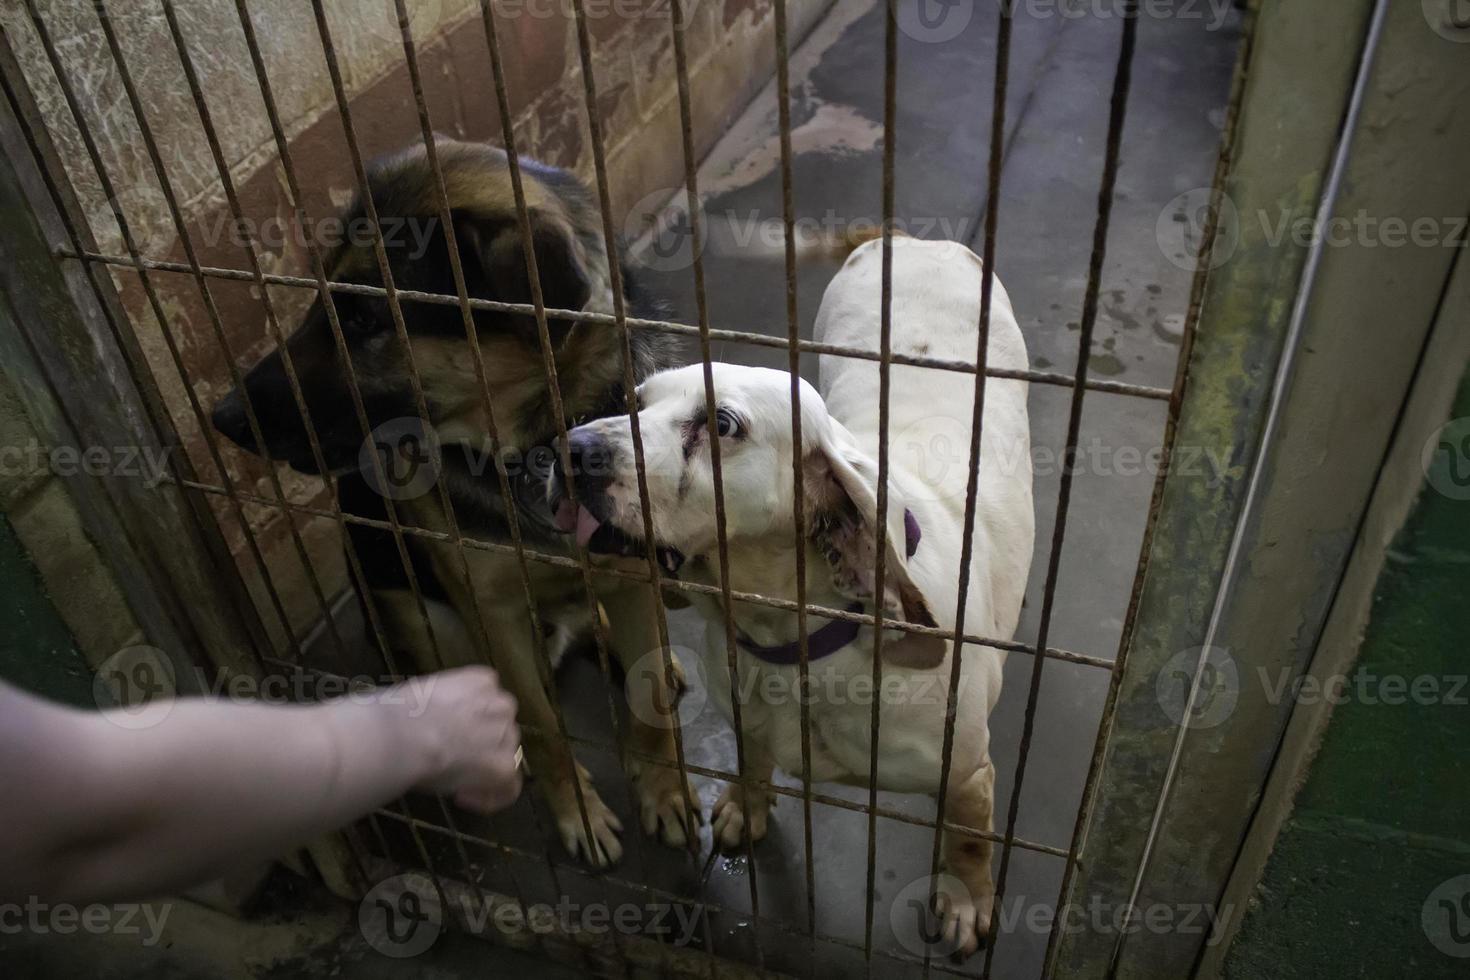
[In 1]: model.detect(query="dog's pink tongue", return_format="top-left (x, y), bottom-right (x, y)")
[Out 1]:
top-left (553, 497), bottom-right (578, 533)
top-left (575, 505), bottom-right (601, 548)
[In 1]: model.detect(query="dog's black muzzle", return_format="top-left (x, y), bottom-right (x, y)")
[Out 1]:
top-left (548, 429), bottom-right (684, 574)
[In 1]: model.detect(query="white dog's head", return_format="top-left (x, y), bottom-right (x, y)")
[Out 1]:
top-left (550, 363), bottom-right (944, 663)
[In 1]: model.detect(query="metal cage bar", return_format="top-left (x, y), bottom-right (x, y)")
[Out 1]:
top-left (318, 0), bottom-right (593, 947)
top-left (147, 10), bottom-right (454, 889)
top-left (922, 2), bottom-right (1014, 976)
top-left (859, 0), bottom-right (900, 966)
top-left (152, 0), bottom-right (402, 681)
top-left (658, 0), bottom-right (770, 968)
top-left (0, 18), bottom-right (271, 678)
top-left (166, 473), bottom-right (1115, 670)
top-left (980, 3), bottom-right (1140, 976)
top-left (384, 0), bottom-right (618, 905)
top-left (1038, 5), bottom-right (1258, 975)
top-left (11, 0), bottom-right (309, 665)
top-left (0, 0), bottom-right (1251, 974)
top-left (374, 803), bottom-right (998, 980)
top-left (234, 0), bottom-right (456, 680)
top-left (213, 3), bottom-right (558, 941)
top-left (53, 247), bottom-right (1174, 403)
top-left (90, 1), bottom-right (354, 669)
top-left (771, 0), bottom-right (821, 950)
top-left (550, 0), bottom-right (719, 966)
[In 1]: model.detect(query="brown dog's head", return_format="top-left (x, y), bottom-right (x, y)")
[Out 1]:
top-left (211, 140), bottom-right (621, 474)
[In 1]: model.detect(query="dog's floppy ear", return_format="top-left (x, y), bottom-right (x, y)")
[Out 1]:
top-left (454, 209), bottom-right (591, 350)
top-left (805, 418), bottom-right (946, 669)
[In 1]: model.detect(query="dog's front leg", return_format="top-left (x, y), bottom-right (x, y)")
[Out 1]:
top-left (490, 607), bottom-right (627, 867)
top-left (711, 738), bottom-right (774, 850)
top-left (938, 760), bottom-right (997, 959)
top-left (410, 529), bottom-right (626, 867)
top-left (605, 582), bottom-right (701, 848)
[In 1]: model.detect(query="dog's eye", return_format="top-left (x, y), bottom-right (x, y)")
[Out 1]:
top-left (714, 408), bottom-right (743, 439)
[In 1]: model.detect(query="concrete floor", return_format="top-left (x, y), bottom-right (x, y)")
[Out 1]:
top-left (375, 1), bottom-right (1242, 977)
top-left (620, 1), bottom-right (1234, 976)
top-left (4, 3), bottom-right (1241, 977)
top-left (454, 1), bottom-right (1242, 977)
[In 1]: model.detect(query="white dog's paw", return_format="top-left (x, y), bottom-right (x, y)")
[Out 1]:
top-left (934, 874), bottom-right (992, 959)
top-left (633, 764), bottom-right (701, 848)
top-left (546, 769), bottom-right (624, 868)
top-left (711, 783), bottom-right (772, 850)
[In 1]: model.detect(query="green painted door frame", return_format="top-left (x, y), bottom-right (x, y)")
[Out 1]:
top-left (1053, 0), bottom-right (1470, 976)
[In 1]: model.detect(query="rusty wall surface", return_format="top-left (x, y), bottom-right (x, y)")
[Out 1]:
top-left (3, 0), bottom-right (826, 648)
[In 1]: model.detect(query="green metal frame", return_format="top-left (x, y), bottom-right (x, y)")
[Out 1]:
top-left (1054, 0), bottom-right (1470, 976)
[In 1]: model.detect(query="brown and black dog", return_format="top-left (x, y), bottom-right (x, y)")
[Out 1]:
top-left (211, 139), bottom-right (693, 866)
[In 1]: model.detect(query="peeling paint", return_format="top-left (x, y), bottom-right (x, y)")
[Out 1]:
top-left (703, 100), bottom-right (882, 197)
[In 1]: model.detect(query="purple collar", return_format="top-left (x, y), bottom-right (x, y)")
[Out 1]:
top-left (735, 601), bottom-right (866, 665)
top-left (903, 507), bottom-right (921, 557)
top-left (735, 510), bottom-right (921, 666)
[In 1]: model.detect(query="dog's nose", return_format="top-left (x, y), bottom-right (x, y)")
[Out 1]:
top-left (563, 428), bottom-right (615, 497)
top-left (211, 391), bottom-right (257, 452)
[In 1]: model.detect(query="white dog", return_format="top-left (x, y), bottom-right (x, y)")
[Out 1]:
top-left (551, 237), bottom-right (1034, 954)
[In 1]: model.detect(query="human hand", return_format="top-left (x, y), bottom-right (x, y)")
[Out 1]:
top-left (403, 666), bottom-right (522, 814)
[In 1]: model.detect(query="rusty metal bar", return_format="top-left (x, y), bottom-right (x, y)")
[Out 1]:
top-left (470, 19), bottom-right (682, 955)
top-left (478, 0), bottom-right (695, 964)
top-left (0, 17), bottom-right (276, 673)
top-left (266, 0), bottom-right (542, 938)
top-left (234, 0), bottom-right (530, 927)
top-left (373, 805), bottom-right (1009, 979)
top-left (13, 2), bottom-right (468, 919)
top-left (860, 0), bottom-right (899, 967)
top-left (152, 0), bottom-right (402, 678)
top-left (772, 0), bottom-right (820, 953)
top-left (231, 0), bottom-right (454, 676)
top-left (156, 57), bottom-right (433, 913)
top-left (923, 2), bottom-right (1013, 976)
top-left (663, 0), bottom-right (762, 967)
top-left (373, 807), bottom-right (975, 977)
top-left (3, 3), bottom-right (1204, 974)
top-left (306, 0), bottom-right (566, 940)
top-left (980, 4), bottom-right (1140, 976)
top-left (15, 0), bottom-right (305, 662)
top-left (236, 0), bottom-right (548, 941)
top-left (170, 474), bottom-right (1116, 671)
top-left (528, 0), bottom-right (696, 883)
top-left (1037, 9), bottom-right (1258, 975)
top-left (203, 646), bottom-right (1069, 861)
top-left (57, 248), bottom-right (1174, 402)
top-left (91, 0), bottom-right (352, 667)
top-left (385, 0), bottom-right (615, 898)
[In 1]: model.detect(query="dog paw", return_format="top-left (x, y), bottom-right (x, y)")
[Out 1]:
top-left (666, 656), bottom-right (687, 697)
top-left (546, 771), bottom-right (624, 868)
top-left (634, 764), bottom-right (701, 848)
top-left (933, 876), bottom-right (992, 960)
top-left (711, 783), bottom-right (772, 850)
